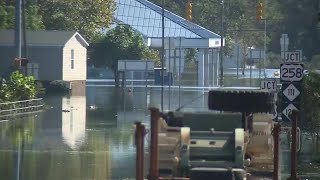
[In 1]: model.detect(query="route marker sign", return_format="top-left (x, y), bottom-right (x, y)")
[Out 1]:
top-left (282, 103), bottom-right (298, 122)
top-left (260, 79), bottom-right (277, 92)
top-left (282, 83), bottom-right (300, 102)
top-left (280, 63), bottom-right (304, 82)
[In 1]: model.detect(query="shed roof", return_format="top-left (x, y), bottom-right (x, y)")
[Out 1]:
top-left (0, 30), bottom-right (89, 47)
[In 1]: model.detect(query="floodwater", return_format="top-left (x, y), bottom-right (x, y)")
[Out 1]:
top-left (2, 68), bottom-right (313, 180)
top-left (0, 86), bottom-right (209, 180)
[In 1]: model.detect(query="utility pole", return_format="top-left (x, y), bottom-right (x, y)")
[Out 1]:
top-left (263, 0), bottom-right (267, 76)
top-left (161, 0), bottom-right (165, 112)
top-left (219, 0), bottom-right (224, 87)
top-left (15, 0), bottom-right (22, 59)
top-left (273, 123), bottom-right (280, 180)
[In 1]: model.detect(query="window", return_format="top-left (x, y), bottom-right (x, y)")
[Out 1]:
top-left (71, 49), bottom-right (74, 69)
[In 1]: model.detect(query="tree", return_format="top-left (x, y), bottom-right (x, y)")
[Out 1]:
top-left (38, 0), bottom-right (115, 41)
top-left (0, 1), bottom-right (44, 30)
top-left (301, 71), bottom-right (320, 153)
top-left (148, 0), bottom-right (283, 57)
top-left (91, 25), bottom-right (159, 87)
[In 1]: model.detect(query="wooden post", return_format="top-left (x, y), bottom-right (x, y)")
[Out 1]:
top-left (273, 123), bottom-right (280, 180)
top-left (288, 110), bottom-right (299, 180)
top-left (135, 122), bottom-right (146, 180)
top-left (149, 107), bottom-right (160, 180)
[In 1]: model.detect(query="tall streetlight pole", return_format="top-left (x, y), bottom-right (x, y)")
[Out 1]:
top-left (15, 0), bottom-right (22, 59)
top-left (263, 0), bottom-right (267, 77)
top-left (219, 0), bottom-right (224, 87)
top-left (161, 0), bottom-right (165, 112)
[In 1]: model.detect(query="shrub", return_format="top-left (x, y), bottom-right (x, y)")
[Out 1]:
top-left (46, 80), bottom-right (70, 94)
top-left (0, 71), bottom-right (36, 102)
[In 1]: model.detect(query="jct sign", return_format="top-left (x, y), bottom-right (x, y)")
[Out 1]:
top-left (283, 51), bottom-right (301, 63)
top-left (260, 79), bottom-right (277, 92)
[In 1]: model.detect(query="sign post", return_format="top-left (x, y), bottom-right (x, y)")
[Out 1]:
top-left (279, 34), bottom-right (301, 180)
top-left (280, 63), bottom-right (303, 122)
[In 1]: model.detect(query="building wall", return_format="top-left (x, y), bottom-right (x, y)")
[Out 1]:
top-left (0, 46), bottom-right (15, 77)
top-left (62, 35), bottom-right (87, 81)
top-left (0, 45), bottom-right (62, 80)
top-left (28, 46), bottom-right (63, 80)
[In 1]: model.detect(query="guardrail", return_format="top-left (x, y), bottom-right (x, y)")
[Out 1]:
top-left (0, 98), bottom-right (44, 117)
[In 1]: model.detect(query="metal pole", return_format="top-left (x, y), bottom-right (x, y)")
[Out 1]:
top-left (288, 110), bottom-right (299, 180)
top-left (149, 107), bottom-right (159, 180)
top-left (161, 0), bottom-right (165, 112)
top-left (219, 0), bottom-right (224, 87)
top-left (259, 50), bottom-right (261, 81)
top-left (178, 38), bottom-right (181, 109)
top-left (15, 0), bottom-right (22, 59)
top-left (273, 123), bottom-right (280, 180)
top-left (249, 49), bottom-right (252, 87)
top-left (236, 44), bottom-right (239, 79)
top-left (263, 0), bottom-right (267, 76)
top-left (22, 0), bottom-right (27, 59)
top-left (168, 38), bottom-right (171, 110)
top-left (135, 122), bottom-right (146, 180)
top-left (146, 62), bottom-right (148, 108)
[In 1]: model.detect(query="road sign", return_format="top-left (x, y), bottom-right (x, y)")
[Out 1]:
top-left (280, 127), bottom-right (301, 152)
top-left (282, 83), bottom-right (300, 102)
top-left (282, 103), bottom-right (298, 122)
top-left (282, 51), bottom-right (301, 63)
top-left (280, 63), bottom-right (304, 82)
top-left (260, 79), bottom-right (277, 92)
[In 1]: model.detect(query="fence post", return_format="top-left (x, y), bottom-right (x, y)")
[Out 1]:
top-left (148, 107), bottom-right (159, 180)
top-left (135, 121), bottom-right (146, 180)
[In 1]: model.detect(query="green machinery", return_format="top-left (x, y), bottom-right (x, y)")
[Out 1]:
top-left (157, 89), bottom-right (275, 179)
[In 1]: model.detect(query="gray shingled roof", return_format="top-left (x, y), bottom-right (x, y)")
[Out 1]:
top-left (0, 30), bottom-right (88, 46)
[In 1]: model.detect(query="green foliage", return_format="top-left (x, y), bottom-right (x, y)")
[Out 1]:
top-left (0, 71), bottom-right (36, 102)
top-left (264, 52), bottom-right (281, 69)
top-left (185, 48), bottom-right (197, 63)
top-left (91, 25), bottom-right (160, 86)
top-left (310, 54), bottom-right (320, 69)
top-left (300, 71), bottom-right (320, 137)
top-left (0, 1), bottom-right (44, 30)
top-left (47, 80), bottom-right (70, 95)
top-left (38, 0), bottom-right (115, 41)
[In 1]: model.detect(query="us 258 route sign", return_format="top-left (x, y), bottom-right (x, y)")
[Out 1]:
top-left (280, 63), bottom-right (304, 82)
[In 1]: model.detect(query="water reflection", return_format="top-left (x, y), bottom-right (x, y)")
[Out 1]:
top-left (0, 115), bottom-right (36, 180)
top-left (0, 86), bottom-right (212, 180)
top-left (61, 96), bottom-right (86, 150)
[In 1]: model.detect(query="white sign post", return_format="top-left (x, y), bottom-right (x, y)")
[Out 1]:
top-left (280, 34), bottom-right (289, 60)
